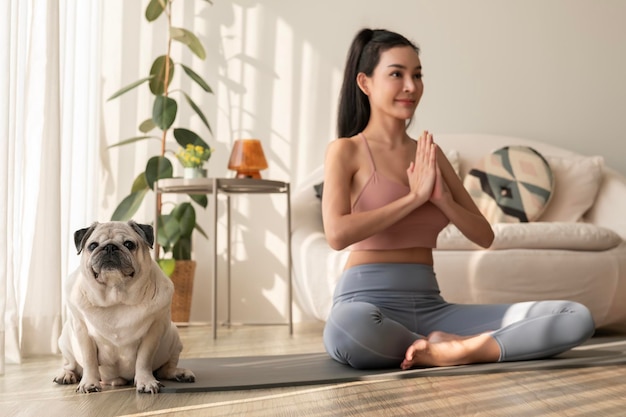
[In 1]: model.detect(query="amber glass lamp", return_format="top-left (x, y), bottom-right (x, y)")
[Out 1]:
top-left (227, 139), bottom-right (268, 179)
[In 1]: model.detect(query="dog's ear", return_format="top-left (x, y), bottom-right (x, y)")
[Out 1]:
top-left (128, 220), bottom-right (154, 249)
top-left (74, 223), bottom-right (98, 254)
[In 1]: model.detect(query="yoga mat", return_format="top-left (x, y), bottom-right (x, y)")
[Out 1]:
top-left (160, 347), bottom-right (626, 393)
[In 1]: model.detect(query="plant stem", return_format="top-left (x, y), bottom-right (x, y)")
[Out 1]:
top-left (161, 1), bottom-right (173, 158)
top-left (156, 0), bottom-right (174, 260)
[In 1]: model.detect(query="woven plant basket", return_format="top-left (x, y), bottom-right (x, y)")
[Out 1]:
top-left (169, 260), bottom-right (196, 323)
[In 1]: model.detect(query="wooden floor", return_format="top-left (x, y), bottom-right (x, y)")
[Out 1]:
top-left (2, 322), bottom-right (626, 417)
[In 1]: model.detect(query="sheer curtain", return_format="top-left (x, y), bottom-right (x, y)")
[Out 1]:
top-left (0, 0), bottom-right (101, 373)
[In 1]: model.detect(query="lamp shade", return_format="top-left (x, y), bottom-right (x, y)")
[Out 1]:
top-left (227, 139), bottom-right (268, 179)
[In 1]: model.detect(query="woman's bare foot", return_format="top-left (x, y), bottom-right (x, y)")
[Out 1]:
top-left (400, 333), bottom-right (501, 370)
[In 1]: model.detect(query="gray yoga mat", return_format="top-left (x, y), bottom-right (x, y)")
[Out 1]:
top-left (160, 347), bottom-right (626, 393)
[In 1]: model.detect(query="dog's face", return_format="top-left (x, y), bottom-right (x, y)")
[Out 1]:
top-left (74, 221), bottom-right (155, 286)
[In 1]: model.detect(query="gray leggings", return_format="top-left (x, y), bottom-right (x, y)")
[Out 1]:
top-left (323, 263), bottom-right (595, 369)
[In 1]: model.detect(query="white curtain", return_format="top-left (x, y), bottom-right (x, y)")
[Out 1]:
top-left (0, 0), bottom-right (102, 373)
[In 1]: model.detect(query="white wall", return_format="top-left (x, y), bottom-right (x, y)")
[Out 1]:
top-left (100, 0), bottom-right (626, 323)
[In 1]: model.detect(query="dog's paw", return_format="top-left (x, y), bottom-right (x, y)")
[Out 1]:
top-left (174, 368), bottom-right (196, 383)
top-left (136, 378), bottom-right (164, 394)
top-left (157, 366), bottom-right (196, 383)
top-left (53, 370), bottom-right (80, 385)
top-left (76, 379), bottom-right (102, 394)
top-left (136, 369), bottom-right (163, 394)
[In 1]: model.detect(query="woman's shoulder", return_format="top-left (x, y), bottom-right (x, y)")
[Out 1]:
top-left (327, 135), bottom-right (362, 153)
top-left (325, 135), bottom-right (362, 169)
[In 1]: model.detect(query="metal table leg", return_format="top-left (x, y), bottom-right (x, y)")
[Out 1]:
top-left (226, 195), bottom-right (231, 328)
top-left (212, 178), bottom-right (218, 339)
top-left (286, 183), bottom-right (293, 335)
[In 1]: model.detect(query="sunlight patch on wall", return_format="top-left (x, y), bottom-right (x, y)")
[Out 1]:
top-left (269, 17), bottom-right (293, 181)
top-left (261, 272), bottom-right (289, 319)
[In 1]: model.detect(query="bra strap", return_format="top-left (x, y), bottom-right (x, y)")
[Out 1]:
top-left (359, 132), bottom-right (376, 172)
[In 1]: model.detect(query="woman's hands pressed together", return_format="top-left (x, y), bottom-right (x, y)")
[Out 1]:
top-left (407, 131), bottom-right (438, 207)
top-left (407, 130), bottom-right (453, 210)
top-left (429, 153), bottom-right (453, 209)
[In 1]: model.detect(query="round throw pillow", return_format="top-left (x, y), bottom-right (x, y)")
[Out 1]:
top-left (463, 146), bottom-right (554, 223)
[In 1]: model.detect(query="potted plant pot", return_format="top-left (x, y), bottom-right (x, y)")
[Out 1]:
top-left (169, 260), bottom-right (196, 323)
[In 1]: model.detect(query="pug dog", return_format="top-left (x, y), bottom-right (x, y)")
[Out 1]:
top-left (53, 220), bottom-right (195, 394)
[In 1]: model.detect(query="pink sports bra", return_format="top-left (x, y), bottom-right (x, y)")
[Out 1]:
top-left (350, 134), bottom-right (449, 250)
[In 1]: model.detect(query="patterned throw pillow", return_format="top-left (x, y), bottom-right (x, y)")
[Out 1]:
top-left (463, 146), bottom-right (554, 223)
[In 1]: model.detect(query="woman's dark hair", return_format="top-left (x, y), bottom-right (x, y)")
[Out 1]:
top-left (337, 29), bottom-right (420, 138)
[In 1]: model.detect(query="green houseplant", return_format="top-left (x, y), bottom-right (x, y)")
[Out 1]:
top-left (107, 0), bottom-right (213, 279)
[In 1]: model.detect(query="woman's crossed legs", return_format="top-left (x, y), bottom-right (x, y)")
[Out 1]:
top-left (323, 299), bottom-right (595, 370)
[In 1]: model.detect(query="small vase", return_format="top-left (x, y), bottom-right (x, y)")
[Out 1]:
top-left (183, 167), bottom-right (207, 179)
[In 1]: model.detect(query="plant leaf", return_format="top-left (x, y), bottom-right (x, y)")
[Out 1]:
top-left (110, 188), bottom-right (149, 221)
top-left (158, 208), bottom-right (196, 260)
top-left (170, 27), bottom-right (206, 60)
top-left (138, 118), bottom-right (157, 133)
top-left (130, 172), bottom-right (150, 193)
top-left (173, 128), bottom-right (209, 149)
top-left (145, 156), bottom-right (173, 190)
top-left (149, 55), bottom-right (175, 95)
top-left (189, 194), bottom-right (208, 208)
top-left (194, 222), bottom-right (209, 239)
top-left (107, 135), bottom-right (161, 149)
top-left (152, 95), bottom-right (178, 130)
top-left (156, 214), bottom-right (168, 248)
top-left (183, 92), bottom-right (212, 134)
top-left (145, 0), bottom-right (167, 22)
top-left (180, 64), bottom-right (213, 93)
top-left (107, 76), bottom-right (153, 101)
top-left (172, 237), bottom-right (192, 260)
top-left (157, 258), bottom-right (176, 277)
top-left (158, 214), bottom-right (182, 250)
top-left (172, 202), bottom-right (195, 237)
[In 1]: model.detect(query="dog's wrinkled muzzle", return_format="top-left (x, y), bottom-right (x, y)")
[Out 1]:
top-left (91, 244), bottom-right (136, 279)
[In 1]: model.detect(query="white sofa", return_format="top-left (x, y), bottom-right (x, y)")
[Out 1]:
top-left (291, 134), bottom-right (626, 333)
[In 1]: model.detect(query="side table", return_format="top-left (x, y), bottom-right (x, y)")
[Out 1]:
top-left (155, 177), bottom-right (292, 339)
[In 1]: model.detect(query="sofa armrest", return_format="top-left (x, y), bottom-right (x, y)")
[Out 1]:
top-left (584, 167), bottom-right (626, 240)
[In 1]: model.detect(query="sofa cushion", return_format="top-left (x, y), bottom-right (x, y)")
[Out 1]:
top-left (464, 146), bottom-right (554, 223)
top-left (537, 155), bottom-right (604, 222)
top-left (437, 222), bottom-right (622, 251)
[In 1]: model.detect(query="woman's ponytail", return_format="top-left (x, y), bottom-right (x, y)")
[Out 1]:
top-left (337, 29), bottom-right (373, 138)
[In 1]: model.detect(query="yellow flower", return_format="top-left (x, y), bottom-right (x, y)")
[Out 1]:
top-left (176, 144), bottom-right (212, 168)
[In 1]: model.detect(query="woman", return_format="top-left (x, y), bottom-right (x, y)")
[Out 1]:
top-left (322, 28), bottom-right (595, 370)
